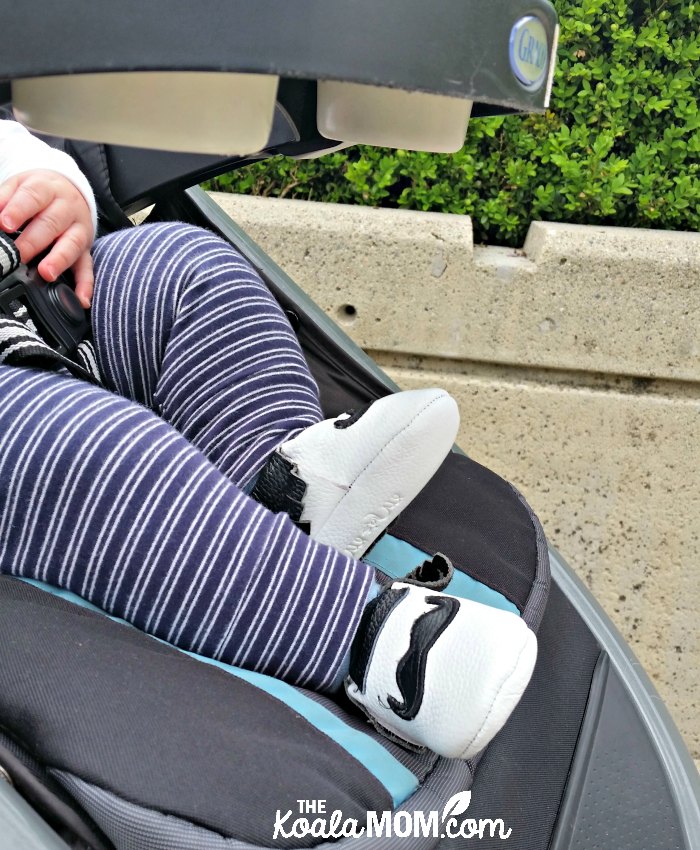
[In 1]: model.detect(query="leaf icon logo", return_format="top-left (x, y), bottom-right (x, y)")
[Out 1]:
top-left (442, 791), bottom-right (472, 821)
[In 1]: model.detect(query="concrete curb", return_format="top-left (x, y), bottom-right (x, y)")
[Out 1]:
top-left (211, 193), bottom-right (700, 383)
top-left (210, 192), bottom-right (700, 760)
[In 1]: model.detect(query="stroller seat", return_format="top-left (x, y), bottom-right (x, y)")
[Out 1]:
top-left (0, 448), bottom-right (549, 850)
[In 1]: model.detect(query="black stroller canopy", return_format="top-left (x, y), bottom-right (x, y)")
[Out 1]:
top-left (2, 0), bottom-right (557, 109)
top-left (1, 0), bottom-right (558, 168)
top-left (0, 0), bottom-right (558, 214)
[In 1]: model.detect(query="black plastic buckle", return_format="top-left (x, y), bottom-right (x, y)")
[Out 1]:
top-left (0, 259), bottom-right (88, 356)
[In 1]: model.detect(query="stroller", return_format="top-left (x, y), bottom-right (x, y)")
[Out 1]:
top-left (0, 2), bottom-right (699, 849)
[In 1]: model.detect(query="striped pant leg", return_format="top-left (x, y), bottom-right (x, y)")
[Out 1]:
top-left (0, 365), bottom-right (373, 692)
top-left (91, 222), bottom-right (323, 490)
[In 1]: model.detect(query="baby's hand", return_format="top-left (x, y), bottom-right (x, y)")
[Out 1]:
top-left (0, 169), bottom-right (95, 308)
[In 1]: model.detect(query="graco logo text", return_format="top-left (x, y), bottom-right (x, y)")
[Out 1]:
top-left (509, 15), bottom-right (549, 88)
top-left (272, 792), bottom-right (512, 840)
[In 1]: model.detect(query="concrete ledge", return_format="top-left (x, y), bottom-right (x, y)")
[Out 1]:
top-left (210, 192), bottom-right (700, 759)
top-left (212, 193), bottom-right (700, 383)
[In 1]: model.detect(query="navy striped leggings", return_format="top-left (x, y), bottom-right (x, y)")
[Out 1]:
top-left (0, 222), bottom-right (374, 692)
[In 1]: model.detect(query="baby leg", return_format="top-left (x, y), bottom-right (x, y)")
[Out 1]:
top-left (91, 221), bottom-right (322, 490)
top-left (0, 365), bottom-right (373, 693)
top-left (90, 222), bottom-right (461, 559)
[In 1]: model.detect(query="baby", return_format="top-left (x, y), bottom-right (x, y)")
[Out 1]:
top-left (0, 116), bottom-right (536, 760)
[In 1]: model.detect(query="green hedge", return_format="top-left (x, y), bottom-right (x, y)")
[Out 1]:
top-left (206, 0), bottom-right (699, 246)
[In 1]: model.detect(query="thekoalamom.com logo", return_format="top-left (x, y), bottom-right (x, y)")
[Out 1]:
top-left (272, 792), bottom-right (512, 841)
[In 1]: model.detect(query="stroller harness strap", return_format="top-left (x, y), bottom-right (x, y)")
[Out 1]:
top-left (0, 228), bottom-right (20, 276)
top-left (0, 312), bottom-right (102, 385)
top-left (0, 311), bottom-right (102, 384)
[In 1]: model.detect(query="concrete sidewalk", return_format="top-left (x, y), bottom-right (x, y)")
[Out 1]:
top-left (211, 192), bottom-right (700, 760)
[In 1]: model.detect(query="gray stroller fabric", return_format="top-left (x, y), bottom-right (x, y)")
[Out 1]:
top-left (53, 758), bottom-right (471, 850)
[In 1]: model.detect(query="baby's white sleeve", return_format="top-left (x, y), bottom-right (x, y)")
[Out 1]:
top-left (0, 119), bottom-right (98, 237)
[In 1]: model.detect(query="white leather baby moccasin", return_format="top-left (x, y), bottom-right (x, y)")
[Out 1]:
top-left (345, 582), bottom-right (537, 760)
top-left (252, 388), bottom-right (459, 558)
